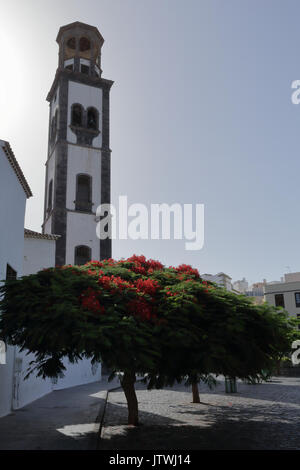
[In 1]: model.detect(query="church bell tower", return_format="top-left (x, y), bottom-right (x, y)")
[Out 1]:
top-left (42, 22), bottom-right (113, 265)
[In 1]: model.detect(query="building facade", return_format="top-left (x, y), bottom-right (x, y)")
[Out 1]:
top-left (42, 22), bottom-right (113, 266)
top-left (264, 275), bottom-right (300, 328)
top-left (232, 277), bottom-right (249, 293)
top-left (0, 140), bottom-right (32, 417)
top-left (201, 272), bottom-right (233, 291)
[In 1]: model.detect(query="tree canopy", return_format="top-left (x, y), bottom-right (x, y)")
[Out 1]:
top-left (0, 255), bottom-right (297, 424)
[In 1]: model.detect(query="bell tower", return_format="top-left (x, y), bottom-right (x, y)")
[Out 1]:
top-left (42, 22), bottom-right (113, 265)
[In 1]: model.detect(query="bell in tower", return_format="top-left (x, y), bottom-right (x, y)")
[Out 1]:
top-left (42, 22), bottom-right (113, 266)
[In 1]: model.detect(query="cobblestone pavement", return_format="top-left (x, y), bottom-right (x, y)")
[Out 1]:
top-left (100, 376), bottom-right (300, 450)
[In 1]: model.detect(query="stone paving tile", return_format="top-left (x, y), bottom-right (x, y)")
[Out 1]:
top-left (100, 377), bottom-right (300, 450)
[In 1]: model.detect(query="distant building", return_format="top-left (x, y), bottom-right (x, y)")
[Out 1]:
top-left (252, 280), bottom-right (266, 290)
top-left (201, 272), bottom-right (233, 291)
top-left (245, 294), bottom-right (265, 305)
top-left (229, 278), bottom-right (266, 304)
top-left (233, 277), bottom-right (248, 293)
top-left (283, 272), bottom-right (300, 283)
top-left (264, 274), bottom-right (300, 328)
top-left (246, 280), bottom-right (266, 297)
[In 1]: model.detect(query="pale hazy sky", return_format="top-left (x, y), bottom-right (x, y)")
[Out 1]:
top-left (1, 0), bottom-right (300, 285)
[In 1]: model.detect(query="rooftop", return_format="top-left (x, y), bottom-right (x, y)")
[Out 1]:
top-left (24, 229), bottom-right (60, 241)
top-left (1, 140), bottom-right (32, 199)
top-left (56, 21), bottom-right (104, 45)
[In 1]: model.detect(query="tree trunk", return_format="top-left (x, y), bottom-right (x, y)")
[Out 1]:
top-left (276, 359), bottom-right (281, 376)
top-left (120, 370), bottom-right (139, 426)
top-left (192, 382), bottom-right (200, 403)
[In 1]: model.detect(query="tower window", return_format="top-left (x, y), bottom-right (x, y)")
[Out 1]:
top-left (81, 64), bottom-right (89, 75)
top-left (67, 37), bottom-right (76, 50)
top-left (87, 107), bottom-right (98, 130)
top-left (64, 37), bottom-right (76, 61)
top-left (50, 110), bottom-right (58, 143)
top-left (71, 104), bottom-right (83, 127)
top-left (6, 264), bottom-right (17, 280)
top-left (79, 37), bottom-right (91, 52)
top-left (50, 118), bottom-right (55, 142)
top-left (75, 174), bottom-right (92, 212)
top-left (74, 245), bottom-right (91, 266)
top-left (48, 179), bottom-right (53, 210)
top-left (79, 37), bottom-right (91, 61)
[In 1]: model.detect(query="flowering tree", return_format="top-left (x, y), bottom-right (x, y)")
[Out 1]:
top-left (142, 266), bottom-right (296, 402)
top-left (0, 255), bottom-right (296, 424)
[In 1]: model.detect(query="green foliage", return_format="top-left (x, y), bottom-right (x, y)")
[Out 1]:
top-left (0, 256), bottom-right (297, 387)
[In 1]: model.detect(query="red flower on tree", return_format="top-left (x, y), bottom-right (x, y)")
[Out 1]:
top-left (175, 264), bottom-right (200, 278)
top-left (127, 298), bottom-right (153, 321)
top-left (81, 288), bottom-right (105, 314)
top-left (135, 278), bottom-right (160, 296)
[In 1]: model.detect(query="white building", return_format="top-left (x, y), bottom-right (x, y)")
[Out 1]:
top-left (23, 229), bottom-right (59, 275)
top-left (10, 228), bottom-right (102, 412)
top-left (264, 274), bottom-right (300, 328)
top-left (232, 277), bottom-right (248, 293)
top-left (0, 140), bottom-right (32, 417)
top-left (201, 272), bottom-right (233, 291)
top-left (241, 280), bottom-right (266, 304)
top-left (0, 143), bottom-right (103, 417)
top-left (249, 281), bottom-right (266, 296)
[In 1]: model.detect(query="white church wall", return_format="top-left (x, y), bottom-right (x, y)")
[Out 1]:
top-left (0, 346), bottom-right (15, 418)
top-left (11, 339), bottom-right (101, 411)
top-left (65, 143), bottom-right (101, 265)
top-left (0, 149), bottom-right (26, 281)
top-left (12, 237), bottom-right (57, 410)
top-left (0, 143), bottom-right (27, 417)
top-left (12, 352), bottom-right (53, 411)
top-left (67, 80), bottom-right (102, 148)
top-left (66, 144), bottom-right (101, 211)
top-left (65, 211), bottom-right (100, 264)
top-left (53, 358), bottom-right (101, 390)
top-left (12, 235), bottom-right (101, 410)
top-left (23, 237), bottom-right (56, 275)
top-left (43, 217), bottom-right (52, 235)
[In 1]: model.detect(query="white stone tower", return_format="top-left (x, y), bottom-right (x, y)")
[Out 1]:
top-left (42, 22), bottom-right (113, 265)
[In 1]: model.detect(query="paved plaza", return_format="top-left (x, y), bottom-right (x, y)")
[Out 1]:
top-left (0, 375), bottom-right (299, 450)
top-left (0, 376), bottom-right (121, 450)
top-left (100, 376), bottom-right (300, 450)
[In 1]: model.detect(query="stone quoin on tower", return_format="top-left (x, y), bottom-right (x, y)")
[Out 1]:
top-left (42, 21), bottom-right (113, 266)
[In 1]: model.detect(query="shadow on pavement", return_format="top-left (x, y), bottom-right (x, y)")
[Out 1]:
top-left (100, 399), bottom-right (300, 450)
top-left (0, 379), bottom-right (120, 450)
